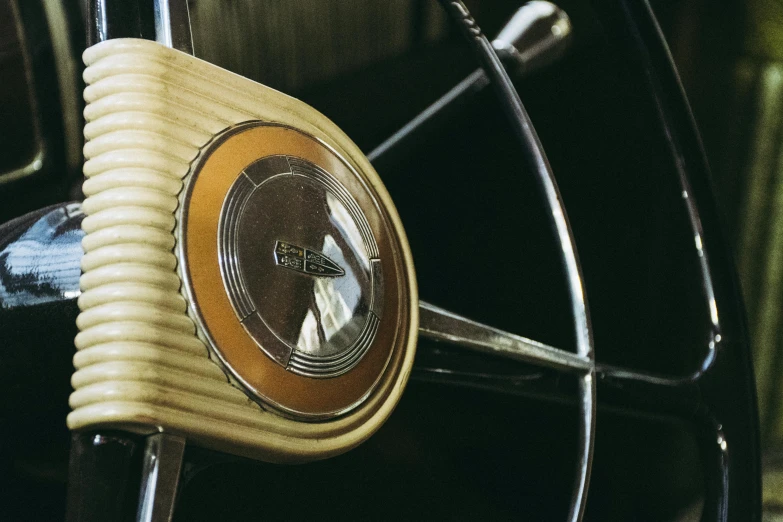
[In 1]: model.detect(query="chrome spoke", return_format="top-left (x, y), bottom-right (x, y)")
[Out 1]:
top-left (368, 1), bottom-right (572, 169)
top-left (413, 342), bottom-right (703, 419)
top-left (136, 433), bottom-right (186, 522)
top-left (419, 301), bottom-right (592, 374)
top-left (89, 0), bottom-right (194, 54)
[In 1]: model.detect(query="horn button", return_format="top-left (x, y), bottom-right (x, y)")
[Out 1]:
top-left (179, 122), bottom-right (411, 420)
top-left (219, 155), bottom-right (383, 378)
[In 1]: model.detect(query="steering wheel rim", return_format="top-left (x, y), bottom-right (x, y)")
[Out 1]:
top-left (432, 2), bottom-right (595, 520)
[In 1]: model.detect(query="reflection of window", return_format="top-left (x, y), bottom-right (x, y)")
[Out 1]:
top-left (0, 205), bottom-right (83, 307)
top-left (321, 234), bottom-right (360, 311)
top-left (295, 234), bottom-right (361, 356)
top-left (314, 279), bottom-right (352, 344)
top-left (327, 192), bottom-right (369, 271)
top-left (296, 309), bottom-right (320, 354)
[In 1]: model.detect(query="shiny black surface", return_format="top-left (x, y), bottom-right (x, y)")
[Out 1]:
top-left (65, 432), bottom-right (142, 522)
top-left (0, 203), bottom-right (83, 307)
top-left (0, 0), bottom-right (38, 174)
top-left (0, 203), bottom-right (83, 410)
top-left (621, 1), bottom-right (759, 517)
top-left (0, 203), bottom-right (84, 521)
top-left (87, 0), bottom-right (156, 47)
top-left (173, 381), bottom-right (705, 521)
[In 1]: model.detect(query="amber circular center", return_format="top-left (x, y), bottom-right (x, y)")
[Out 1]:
top-left (179, 123), bottom-right (408, 420)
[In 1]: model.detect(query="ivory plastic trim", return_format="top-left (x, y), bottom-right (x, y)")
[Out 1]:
top-left (70, 38), bottom-right (418, 462)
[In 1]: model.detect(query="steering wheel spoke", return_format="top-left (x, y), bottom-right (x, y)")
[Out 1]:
top-left (415, 305), bottom-right (701, 419)
top-left (368, 1), bottom-right (572, 172)
top-left (419, 301), bottom-right (592, 373)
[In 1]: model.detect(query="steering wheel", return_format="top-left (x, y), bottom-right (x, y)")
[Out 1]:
top-left (0, 0), bottom-right (760, 520)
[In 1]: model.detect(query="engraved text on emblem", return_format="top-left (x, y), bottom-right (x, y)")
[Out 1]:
top-left (274, 241), bottom-right (346, 277)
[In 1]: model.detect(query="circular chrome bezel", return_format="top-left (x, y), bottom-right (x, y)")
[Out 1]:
top-left (177, 121), bottom-right (413, 421)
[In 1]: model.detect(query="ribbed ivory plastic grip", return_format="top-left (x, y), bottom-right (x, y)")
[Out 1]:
top-left (69, 39), bottom-right (417, 462)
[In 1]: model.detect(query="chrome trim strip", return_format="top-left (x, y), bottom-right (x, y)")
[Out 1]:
top-left (89, 0), bottom-right (193, 55)
top-left (136, 433), bottom-right (186, 522)
top-left (153, 0), bottom-right (194, 54)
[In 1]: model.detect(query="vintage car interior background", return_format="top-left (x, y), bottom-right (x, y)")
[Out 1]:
top-left (0, 0), bottom-right (779, 520)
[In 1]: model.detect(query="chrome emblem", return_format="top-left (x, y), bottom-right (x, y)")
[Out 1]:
top-left (274, 241), bottom-right (346, 277)
top-left (215, 153), bottom-right (384, 379)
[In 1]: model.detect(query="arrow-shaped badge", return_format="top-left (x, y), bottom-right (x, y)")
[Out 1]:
top-left (274, 241), bottom-right (346, 277)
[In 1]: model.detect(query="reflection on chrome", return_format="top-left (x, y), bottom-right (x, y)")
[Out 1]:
top-left (0, 204), bottom-right (84, 308)
top-left (327, 191), bottom-right (369, 271)
top-left (295, 234), bottom-right (361, 357)
top-left (296, 309), bottom-right (320, 354)
top-left (217, 154), bottom-right (382, 376)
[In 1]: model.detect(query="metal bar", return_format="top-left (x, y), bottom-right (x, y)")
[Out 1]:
top-left (419, 301), bottom-right (592, 373)
top-left (413, 341), bottom-right (702, 420)
top-left (368, 2), bottom-right (571, 169)
top-left (492, 1), bottom-right (572, 76)
top-left (367, 69), bottom-right (488, 166)
top-left (66, 431), bottom-right (142, 522)
top-left (88, 0), bottom-right (193, 54)
top-left (594, 363), bottom-right (701, 418)
top-left (153, 0), bottom-right (193, 54)
top-left (136, 433), bottom-right (186, 522)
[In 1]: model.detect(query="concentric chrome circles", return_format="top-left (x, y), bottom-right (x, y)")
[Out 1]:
top-left (177, 122), bottom-right (416, 421)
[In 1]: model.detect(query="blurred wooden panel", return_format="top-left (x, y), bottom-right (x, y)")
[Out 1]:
top-left (190, 0), bottom-right (449, 92)
top-left (0, 0), bottom-right (39, 174)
